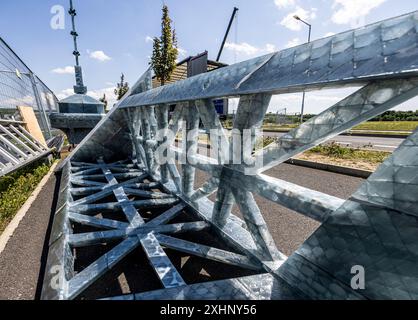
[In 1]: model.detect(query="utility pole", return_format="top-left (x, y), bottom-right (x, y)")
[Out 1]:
top-left (293, 15), bottom-right (311, 124)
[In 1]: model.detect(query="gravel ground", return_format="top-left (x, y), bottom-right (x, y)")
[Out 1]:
top-left (0, 163), bottom-right (364, 300)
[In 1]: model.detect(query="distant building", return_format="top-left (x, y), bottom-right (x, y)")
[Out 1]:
top-left (152, 51), bottom-right (229, 118)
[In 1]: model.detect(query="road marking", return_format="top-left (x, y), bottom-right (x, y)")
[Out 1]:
top-left (374, 145), bottom-right (397, 149)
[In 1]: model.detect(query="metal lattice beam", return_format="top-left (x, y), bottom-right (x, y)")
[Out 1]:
top-left (43, 12), bottom-right (418, 300)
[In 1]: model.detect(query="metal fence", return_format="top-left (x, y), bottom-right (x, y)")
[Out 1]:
top-left (0, 37), bottom-right (58, 139)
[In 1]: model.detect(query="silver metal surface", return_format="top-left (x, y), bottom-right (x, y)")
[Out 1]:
top-left (0, 37), bottom-right (57, 138)
top-left (43, 12), bottom-right (418, 300)
top-left (0, 121), bottom-right (51, 177)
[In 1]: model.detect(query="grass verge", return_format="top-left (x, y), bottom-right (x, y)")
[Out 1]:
top-left (306, 142), bottom-right (390, 164)
top-left (0, 160), bottom-right (52, 234)
top-left (260, 138), bottom-right (391, 171)
top-left (299, 142), bottom-right (391, 171)
top-left (353, 121), bottom-right (418, 132)
top-left (223, 121), bottom-right (417, 134)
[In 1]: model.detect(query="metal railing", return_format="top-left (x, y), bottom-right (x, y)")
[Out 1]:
top-left (0, 37), bottom-right (58, 139)
top-left (0, 119), bottom-right (52, 176)
top-left (43, 12), bottom-right (418, 300)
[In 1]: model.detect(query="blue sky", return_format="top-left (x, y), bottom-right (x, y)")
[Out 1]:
top-left (1, 0), bottom-right (417, 113)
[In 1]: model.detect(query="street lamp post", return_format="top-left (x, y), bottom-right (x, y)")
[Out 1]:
top-left (293, 15), bottom-right (311, 124)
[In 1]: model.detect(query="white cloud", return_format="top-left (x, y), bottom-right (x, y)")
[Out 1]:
top-left (225, 42), bottom-right (260, 56)
top-left (225, 42), bottom-right (278, 57)
top-left (51, 66), bottom-right (74, 75)
top-left (145, 35), bottom-right (153, 43)
top-left (265, 43), bottom-right (277, 53)
top-left (266, 87), bottom-right (360, 114)
top-left (87, 87), bottom-right (118, 110)
top-left (331, 0), bottom-right (386, 26)
top-left (178, 47), bottom-right (187, 57)
top-left (274, 0), bottom-right (295, 8)
top-left (89, 50), bottom-right (111, 62)
top-left (280, 7), bottom-right (317, 31)
top-left (324, 32), bottom-right (336, 37)
top-left (2, 95), bottom-right (35, 107)
top-left (285, 38), bottom-right (301, 48)
top-left (56, 88), bottom-right (75, 100)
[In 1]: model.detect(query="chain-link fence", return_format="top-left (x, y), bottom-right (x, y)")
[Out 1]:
top-left (0, 37), bottom-right (58, 139)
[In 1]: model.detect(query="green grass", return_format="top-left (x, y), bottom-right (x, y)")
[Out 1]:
top-left (0, 161), bottom-right (51, 233)
top-left (222, 121), bottom-right (417, 134)
top-left (257, 136), bottom-right (276, 150)
top-left (260, 121), bottom-right (417, 133)
top-left (262, 124), bottom-right (298, 131)
top-left (259, 138), bottom-right (390, 164)
top-left (307, 142), bottom-right (391, 164)
top-left (352, 121), bottom-right (418, 132)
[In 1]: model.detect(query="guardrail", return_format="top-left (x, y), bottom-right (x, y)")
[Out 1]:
top-left (43, 12), bottom-right (418, 300)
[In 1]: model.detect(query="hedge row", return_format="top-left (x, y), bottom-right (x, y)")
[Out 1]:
top-left (0, 161), bottom-right (51, 233)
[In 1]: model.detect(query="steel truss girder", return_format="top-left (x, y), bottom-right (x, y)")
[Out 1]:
top-left (44, 12), bottom-right (418, 300)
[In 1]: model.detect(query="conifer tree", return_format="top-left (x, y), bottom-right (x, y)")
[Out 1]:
top-left (114, 73), bottom-right (129, 100)
top-left (150, 5), bottom-right (178, 86)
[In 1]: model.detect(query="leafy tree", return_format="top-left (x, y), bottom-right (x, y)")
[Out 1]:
top-left (114, 73), bottom-right (129, 100)
top-left (99, 93), bottom-right (108, 109)
top-left (150, 5), bottom-right (178, 86)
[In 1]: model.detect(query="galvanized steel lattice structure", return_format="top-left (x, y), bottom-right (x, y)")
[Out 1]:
top-left (43, 12), bottom-right (418, 300)
top-left (0, 119), bottom-right (52, 176)
top-left (0, 37), bottom-right (58, 139)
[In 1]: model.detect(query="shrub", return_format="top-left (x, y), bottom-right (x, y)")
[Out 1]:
top-left (0, 161), bottom-right (51, 233)
top-left (310, 141), bottom-right (354, 157)
top-left (307, 142), bottom-right (390, 164)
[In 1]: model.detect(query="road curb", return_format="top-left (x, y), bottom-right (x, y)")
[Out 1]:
top-left (340, 132), bottom-right (409, 139)
top-left (0, 161), bottom-right (58, 256)
top-left (285, 158), bottom-right (372, 178)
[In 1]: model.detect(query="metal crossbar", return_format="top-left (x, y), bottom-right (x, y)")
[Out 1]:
top-left (42, 159), bottom-right (262, 300)
top-left (43, 12), bottom-right (418, 300)
top-left (0, 120), bottom-right (52, 176)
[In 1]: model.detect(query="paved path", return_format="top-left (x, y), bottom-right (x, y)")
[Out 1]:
top-left (0, 173), bottom-right (59, 300)
top-left (0, 163), bottom-right (363, 299)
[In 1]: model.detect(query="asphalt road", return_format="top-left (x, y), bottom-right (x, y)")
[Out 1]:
top-left (264, 131), bottom-right (404, 152)
top-left (0, 163), bottom-right (364, 300)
